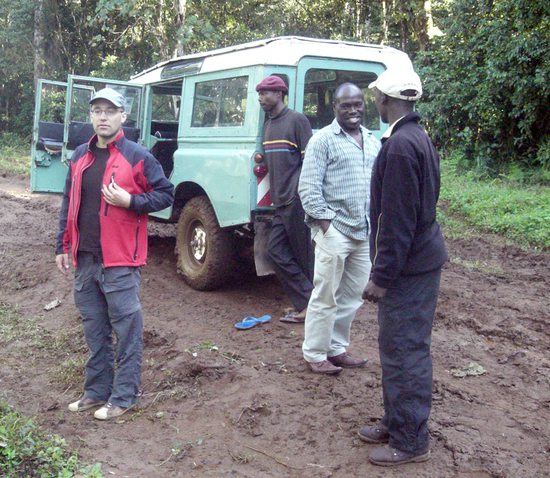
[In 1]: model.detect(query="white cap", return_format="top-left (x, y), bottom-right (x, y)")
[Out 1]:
top-left (89, 87), bottom-right (125, 109)
top-left (368, 68), bottom-right (422, 101)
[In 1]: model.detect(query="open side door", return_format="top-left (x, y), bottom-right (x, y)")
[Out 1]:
top-left (30, 80), bottom-right (69, 192)
top-left (30, 76), bottom-right (144, 193)
top-left (63, 76), bottom-right (145, 166)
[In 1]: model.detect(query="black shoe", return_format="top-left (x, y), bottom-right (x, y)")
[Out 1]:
top-left (369, 445), bottom-right (430, 466)
top-left (357, 423), bottom-right (389, 444)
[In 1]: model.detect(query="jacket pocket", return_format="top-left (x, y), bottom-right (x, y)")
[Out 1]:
top-left (133, 220), bottom-right (140, 260)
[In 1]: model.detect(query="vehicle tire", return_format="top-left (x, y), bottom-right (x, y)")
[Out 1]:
top-left (175, 196), bottom-right (235, 290)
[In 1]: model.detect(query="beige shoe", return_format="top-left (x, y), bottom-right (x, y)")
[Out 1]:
top-left (94, 402), bottom-right (132, 420)
top-left (68, 397), bottom-right (106, 412)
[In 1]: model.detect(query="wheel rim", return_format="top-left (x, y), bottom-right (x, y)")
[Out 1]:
top-left (188, 221), bottom-right (207, 263)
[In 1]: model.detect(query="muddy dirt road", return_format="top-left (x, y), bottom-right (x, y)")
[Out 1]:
top-left (0, 174), bottom-right (549, 478)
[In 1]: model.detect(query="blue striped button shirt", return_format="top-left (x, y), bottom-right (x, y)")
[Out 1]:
top-left (298, 119), bottom-right (381, 241)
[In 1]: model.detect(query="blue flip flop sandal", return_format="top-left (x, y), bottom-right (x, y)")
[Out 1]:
top-left (234, 315), bottom-right (271, 330)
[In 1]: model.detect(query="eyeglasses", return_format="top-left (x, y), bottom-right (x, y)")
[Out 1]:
top-left (90, 108), bottom-right (123, 117)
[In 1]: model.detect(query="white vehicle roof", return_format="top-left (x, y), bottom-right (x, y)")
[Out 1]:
top-left (131, 36), bottom-right (412, 85)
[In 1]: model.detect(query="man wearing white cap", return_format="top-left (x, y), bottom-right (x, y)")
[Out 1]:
top-left (358, 69), bottom-right (448, 465)
top-left (55, 87), bottom-right (174, 420)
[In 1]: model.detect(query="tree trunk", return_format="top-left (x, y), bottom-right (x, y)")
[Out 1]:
top-left (416, 0), bottom-right (431, 51)
top-left (33, 0), bottom-right (47, 87)
top-left (381, 0), bottom-right (388, 45)
top-left (400, 1), bottom-right (407, 51)
top-left (174, 0), bottom-right (187, 57)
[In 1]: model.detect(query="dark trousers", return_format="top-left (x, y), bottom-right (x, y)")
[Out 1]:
top-left (74, 252), bottom-right (143, 408)
top-left (268, 199), bottom-right (314, 312)
top-left (378, 268), bottom-right (442, 453)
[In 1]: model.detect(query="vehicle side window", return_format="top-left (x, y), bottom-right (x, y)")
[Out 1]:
top-left (71, 88), bottom-right (94, 123)
top-left (36, 83), bottom-right (66, 152)
top-left (152, 93), bottom-right (180, 122)
top-left (40, 84), bottom-right (66, 124)
top-left (303, 69), bottom-right (379, 130)
top-left (191, 76), bottom-right (248, 128)
top-left (150, 85), bottom-right (180, 138)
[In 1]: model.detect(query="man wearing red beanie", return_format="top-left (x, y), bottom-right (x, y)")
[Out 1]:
top-left (256, 75), bottom-right (313, 322)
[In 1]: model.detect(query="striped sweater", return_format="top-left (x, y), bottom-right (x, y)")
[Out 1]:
top-left (262, 107), bottom-right (312, 207)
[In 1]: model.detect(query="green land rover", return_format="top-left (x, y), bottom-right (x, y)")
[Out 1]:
top-left (31, 36), bottom-right (413, 290)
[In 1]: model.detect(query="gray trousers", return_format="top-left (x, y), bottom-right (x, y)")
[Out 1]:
top-left (74, 252), bottom-right (143, 408)
top-left (378, 268), bottom-right (442, 453)
top-left (268, 199), bottom-right (314, 311)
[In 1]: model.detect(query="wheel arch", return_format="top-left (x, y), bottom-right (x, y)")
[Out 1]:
top-left (171, 181), bottom-right (207, 221)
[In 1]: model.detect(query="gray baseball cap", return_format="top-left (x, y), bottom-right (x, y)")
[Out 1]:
top-left (89, 87), bottom-right (125, 109)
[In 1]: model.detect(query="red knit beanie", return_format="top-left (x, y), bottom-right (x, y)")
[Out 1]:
top-left (255, 75), bottom-right (288, 93)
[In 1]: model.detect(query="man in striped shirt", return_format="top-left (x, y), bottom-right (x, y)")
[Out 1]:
top-left (257, 75), bottom-right (314, 322)
top-left (298, 83), bottom-right (381, 374)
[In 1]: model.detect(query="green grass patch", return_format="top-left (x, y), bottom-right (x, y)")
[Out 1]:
top-left (449, 256), bottom-right (505, 276)
top-left (0, 133), bottom-right (30, 175)
top-left (52, 356), bottom-right (87, 389)
top-left (0, 402), bottom-right (103, 477)
top-left (1, 302), bottom-right (87, 393)
top-left (0, 305), bottom-right (100, 476)
top-left (437, 209), bottom-right (475, 241)
top-left (0, 302), bottom-right (42, 346)
top-left (0, 302), bottom-right (85, 352)
top-left (440, 156), bottom-right (550, 249)
top-left (1, 302), bottom-right (69, 353)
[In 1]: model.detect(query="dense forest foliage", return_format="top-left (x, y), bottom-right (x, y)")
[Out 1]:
top-left (1, 0), bottom-right (548, 173)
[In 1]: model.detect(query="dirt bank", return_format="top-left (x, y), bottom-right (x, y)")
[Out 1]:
top-left (0, 174), bottom-right (548, 477)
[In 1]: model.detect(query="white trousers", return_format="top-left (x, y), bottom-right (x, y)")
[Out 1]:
top-left (302, 225), bottom-right (371, 363)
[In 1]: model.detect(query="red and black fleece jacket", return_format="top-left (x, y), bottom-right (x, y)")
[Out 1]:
top-left (55, 130), bottom-right (174, 268)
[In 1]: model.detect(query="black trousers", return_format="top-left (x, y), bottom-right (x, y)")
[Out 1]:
top-left (268, 199), bottom-right (314, 311)
top-left (378, 268), bottom-right (442, 453)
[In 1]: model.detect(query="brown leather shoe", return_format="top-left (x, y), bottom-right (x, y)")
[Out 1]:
top-left (328, 352), bottom-right (368, 368)
top-left (307, 360), bottom-right (343, 375)
top-left (357, 423), bottom-right (389, 444)
top-left (369, 445), bottom-right (430, 466)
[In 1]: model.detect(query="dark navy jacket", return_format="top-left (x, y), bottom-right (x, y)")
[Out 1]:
top-left (56, 130), bottom-right (174, 267)
top-left (369, 112), bottom-right (447, 288)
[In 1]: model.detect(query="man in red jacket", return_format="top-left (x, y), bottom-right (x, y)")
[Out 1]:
top-left (55, 88), bottom-right (174, 420)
